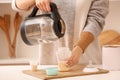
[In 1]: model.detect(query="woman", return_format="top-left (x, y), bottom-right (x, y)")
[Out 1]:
top-left (12, 0), bottom-right (109, 66)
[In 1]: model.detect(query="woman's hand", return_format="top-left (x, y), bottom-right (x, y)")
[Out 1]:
top-left (35, 0), bottom-right (52, 12)
top-left (66, 46), bottom-right (83, 67)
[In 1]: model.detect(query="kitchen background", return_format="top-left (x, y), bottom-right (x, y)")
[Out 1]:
top-left (0, 0), bottom-right (120, 63)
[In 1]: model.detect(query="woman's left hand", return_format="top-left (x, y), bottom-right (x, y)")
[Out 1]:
top-left (66, 46), bottom-right (83, 67)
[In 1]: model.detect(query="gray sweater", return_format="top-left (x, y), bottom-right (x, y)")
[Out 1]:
top-left (84, 0), bottom-right (109, 37)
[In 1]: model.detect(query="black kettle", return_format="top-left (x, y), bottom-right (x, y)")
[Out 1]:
top-left (20, 2), bottom-right (66, 45)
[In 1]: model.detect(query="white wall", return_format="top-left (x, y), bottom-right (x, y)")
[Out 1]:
top-left (0, 4), bottom-right (38, 59)
top-left (0, 3), bottom-right (15, 59)
top-left (104, 1), bottom-right (120, 32)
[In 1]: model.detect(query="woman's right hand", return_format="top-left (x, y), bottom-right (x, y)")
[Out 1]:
top-left (66, 46), bottom-right (83, 67)
top-left (35, 0), bottom-right (52, 12)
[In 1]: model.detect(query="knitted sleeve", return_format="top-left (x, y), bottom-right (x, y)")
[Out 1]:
top-left (75, 0), bottom-right (109, 52)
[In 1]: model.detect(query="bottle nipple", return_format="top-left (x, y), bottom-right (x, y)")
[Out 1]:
top-left (83, 60), bottom-right (99, 72)
top-left (87, 60), bottom-right (93, 68)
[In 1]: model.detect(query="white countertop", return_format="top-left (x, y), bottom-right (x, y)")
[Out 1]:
top-left (0, 65), bottom-right (120, 80)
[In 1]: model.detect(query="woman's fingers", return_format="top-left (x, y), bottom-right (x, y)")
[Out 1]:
top-left (66, 57), bottom-right (74, 67)
top-left (42, 1), bottom-right (48, 11)
top-left (35, 0), bottom-right (51, 12)
top-left (45, 1), bottom-right (51, 12)
top-left (36, 2), bottom-right (44, 11)
top-left (66, 46), bottom-right (83, 67)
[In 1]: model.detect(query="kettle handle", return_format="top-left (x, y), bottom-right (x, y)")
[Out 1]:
top-left (50, 2), bottom-right (62, 20)
top-left (28, 2), bottom-right (60, 18)
top-left (28, 6), bottom-right (38, 17)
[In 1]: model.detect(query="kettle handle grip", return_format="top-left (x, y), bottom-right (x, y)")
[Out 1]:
top-left (28, 6), bottom-right (38, 17)
top-left (28, 2), bottom-right (59, 18)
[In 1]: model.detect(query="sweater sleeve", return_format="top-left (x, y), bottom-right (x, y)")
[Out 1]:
top-left (11, 0), bottom-right (34, 12)
top-left (75, 0), bottom-right (109, 52)
top-left (11, 0), bottom-right (23, 12)
top-left (83, 0), bottom-right (109, 37)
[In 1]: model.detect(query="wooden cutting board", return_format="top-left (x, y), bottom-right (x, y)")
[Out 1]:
top-left (23, 65), bottom-right (109, 80)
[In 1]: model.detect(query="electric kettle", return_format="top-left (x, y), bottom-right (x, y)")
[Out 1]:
top-left (20, 2), bottom-right (66, 45)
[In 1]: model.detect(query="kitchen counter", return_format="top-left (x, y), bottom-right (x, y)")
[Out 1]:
top-left (0, 65), bottom-right (120, 80)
